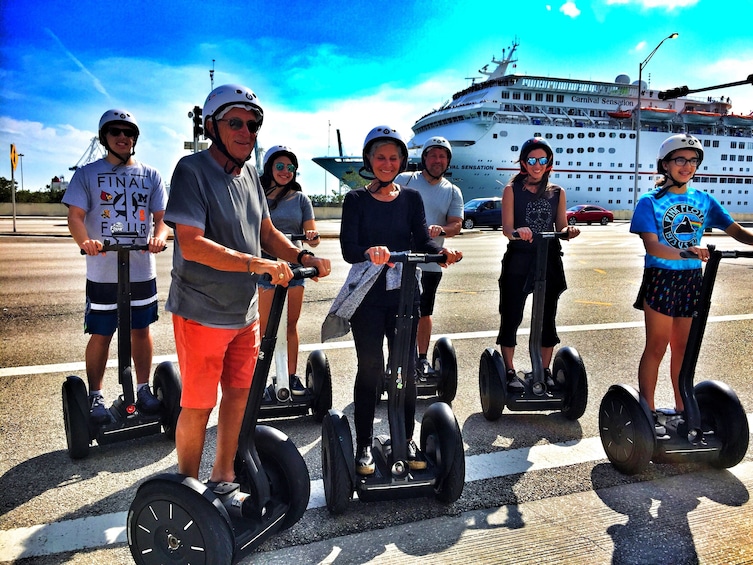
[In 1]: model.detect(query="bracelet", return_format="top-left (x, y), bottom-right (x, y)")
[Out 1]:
top-left (297, 249), bottom-right (315, 264)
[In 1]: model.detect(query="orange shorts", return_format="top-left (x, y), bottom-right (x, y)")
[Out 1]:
top-left (172, 315), bottom-right (260, 409)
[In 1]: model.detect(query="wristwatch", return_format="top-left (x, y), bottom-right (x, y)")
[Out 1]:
top-left (297, 249), bottom-right (315, 264)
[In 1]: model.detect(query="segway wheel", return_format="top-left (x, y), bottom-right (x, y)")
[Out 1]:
top-left (420, 402), bottom-right (465, 503)
top-left (128, 474), bottom-right (233, 565)
top-left (433, 337), bottom-right (458, 403)
top-left (599, 385), bottom-right (655, 475)
top-left (554, 346), bottom-right (588, 421)
top-left (62, 375), bottom-right (90, 459)
top-left (321, 410), bottom-right (355, 514)
top-left (153, 361), bottom-right (182, 441)
top-left (695, 380), bottom-right (750, 469)
top-left (306, 350), bottom-right (332, 423)
top-left (235, 425), bottom-right (311, 531)
top-left (479, 348), bottom-right (506, 421)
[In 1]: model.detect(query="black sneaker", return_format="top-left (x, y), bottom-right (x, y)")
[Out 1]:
top-left (406, 439), bottom-right (427, 470)
top-left (89, 393), bottom-right (110, 424)
top-left (544, 368), bottom-right (556, 388)
top-left (506, 369), bottom-right (524, 392)
top-left (290, 375), bottom-right (306, 396)
top-left (136, 385), bottom-right (162, 413)
top-left (356, 446), bottom-right (375, 475)
top-left (418, 358), bottom-right (431, 375)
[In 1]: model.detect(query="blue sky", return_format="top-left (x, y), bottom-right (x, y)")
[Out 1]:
top-left (1, 0), bottom-right (752, 195)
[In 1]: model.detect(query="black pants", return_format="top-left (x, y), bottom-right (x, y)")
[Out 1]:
top-left (350, 295), bottom-right (418, 448)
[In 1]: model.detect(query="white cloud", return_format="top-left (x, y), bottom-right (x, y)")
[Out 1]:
top-left (560, 1), bottom-right (581, 17)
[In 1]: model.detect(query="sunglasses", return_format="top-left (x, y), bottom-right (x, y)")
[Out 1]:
top-left (107, 127), bottom-right (137, 138)
top-left (526, 156), bottom-right (550, 166)
top-left (668, 156), bottom-right (700, 167)
top-left (218, 117), bottom-right (261, 134)
top-left (275, 162), bottom-right (296, 173)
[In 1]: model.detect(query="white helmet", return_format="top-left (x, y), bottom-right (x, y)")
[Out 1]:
top-left (421, 136), bottom-right (452, 163)
top-left (263, 145), bottom-right (298, 170)
top-left (361, 125), bottom-right (408, 176)
top-left (657, 134), bottom-right (704, 173)
top-left (203, 84), bottom-right (263, 129)
top-left (98, 109), bottom-right (139, 143)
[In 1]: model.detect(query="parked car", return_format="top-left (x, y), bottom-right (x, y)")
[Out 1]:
top-left (462, 197), bottom-right (502, 230)
top-left (566, 204), bottom-right (613, 225)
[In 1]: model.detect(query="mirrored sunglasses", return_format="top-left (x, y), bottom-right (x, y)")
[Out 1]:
top-left (526, 156), bottom-right (550, 166)
top-left (275, 162), bottom-right (296, 173)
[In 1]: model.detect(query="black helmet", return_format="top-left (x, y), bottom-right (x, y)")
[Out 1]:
top-left (518, 137), bottom-right (553, 172)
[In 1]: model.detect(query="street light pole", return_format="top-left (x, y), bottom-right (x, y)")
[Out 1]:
top-left (632, 32), bottom-right (678, 212)
top-left (18, 154), bottom-right (24, 193)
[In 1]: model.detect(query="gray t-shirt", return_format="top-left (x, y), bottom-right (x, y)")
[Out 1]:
top-left (62, 158), bottom-right (167, 283)
top-left (164, 151), bottom-right (269, 328)
top-left (395, 171), bottom-right (464, 272)
top-left (263, 190), bottom-right (315, 260)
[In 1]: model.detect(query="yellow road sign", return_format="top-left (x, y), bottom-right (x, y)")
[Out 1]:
top-left (10, 144), bottom-right (18, 171)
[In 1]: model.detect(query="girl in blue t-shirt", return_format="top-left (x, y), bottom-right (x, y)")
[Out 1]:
top-left (630, 133), bottom-right (753, 436)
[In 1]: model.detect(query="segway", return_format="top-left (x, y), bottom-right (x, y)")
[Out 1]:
top-left (62, 229), bottom-right (181, 459)
top-left (599, 246), bottom-right (752, 475)
top-left (127, 266), bottom-right (317, 564)
top-left (321, 252), bottom-right (465, 514)
top-left (479, 231), bottom-right (587, 421)
top-left (260, 234), bottom-right (332, 422)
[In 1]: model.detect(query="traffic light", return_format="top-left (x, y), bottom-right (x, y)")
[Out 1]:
top-left (190, 106), bottom-right (203, 138)
top-left (659, 86), bottom-right (689, 100)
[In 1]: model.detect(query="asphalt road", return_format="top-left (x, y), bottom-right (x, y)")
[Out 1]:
top-left (1, 220), bottom-right (753, 564)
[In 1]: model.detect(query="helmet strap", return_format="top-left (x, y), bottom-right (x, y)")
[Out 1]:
top-left (207, 116), bottom-right (250, 173)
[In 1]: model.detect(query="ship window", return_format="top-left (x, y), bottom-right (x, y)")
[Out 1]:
top-left (619, 133), bottom-right (627, 139)
top-left (577, 148), bottom-right (584, 153)
top-left (501, 92), bottom-right (509, 99)
top-left (587, 147), bottom-right (595, 152)
top-left (568, 174), bottom-right (573, 178)
top-left (588, 132), bottom-right (595, 138)
top-left (512, 92), bottom-right (521, 100)
top-left (730, 155), bottom-right (736, 161)
top-left (555, 147), bottom-right (564, 153)
top-left (545, 133), bottom-right (553, 139)
top-left (524, 93), bottom-right (532, 100)
top-left (731, 142), bottom-right (738, 148)
top-left (721, 155), bottom-right (728, 161)
top-left (609, 133), bottom-right (617, 138)
top-left (748, 156), bottom-right (753, 162)
top-left (535, 93), bottom-right (543, 101)
top-left (556, 134), bottom-right (564, 139)
top-left (546, 94), bottom-right (554, 102)
top-left (578, 133), bottom-right (585, 138)
top-left (557, 95), bottom-right (564, 103)
top-left (712, 140), bottom-right (719, 148)
top-left (703, 139), bottom-right (711, 147)
top-left (598, 148), bottom-right (605, 153)
top-left (566, 148), bottom-right (574, 153)
top-left (567, 133), bottom-right (575, 139)
top-left (599, 132), bottom-right (606, 137)
top-left (608, 148), bottom-right (616, 153)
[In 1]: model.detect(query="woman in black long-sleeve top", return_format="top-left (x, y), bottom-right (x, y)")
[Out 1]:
top-left (340, 125), bottom-right (462, 476)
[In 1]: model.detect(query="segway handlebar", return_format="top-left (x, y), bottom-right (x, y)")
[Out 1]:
top-left (387, 251), bottom-right (452, 264)
top-left (81, 235), bottom-right (167, 254)
top-left (285, 233), bottom-right (320, 242)
top-left (510, 230), bottom-right (570, 240)
top-left (259, 265), bottom-right (319, 282)
top-left (680, 247), bottom-right (753, 259)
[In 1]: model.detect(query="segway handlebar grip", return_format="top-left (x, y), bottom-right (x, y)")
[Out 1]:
top-left (292, 266), bottom-right (319, 279)
top-left (679, 250), bottom-right (698, 259)
top-left (285, 233), bottom-right (320, 242)
top-left (387, 251), bottom-right (449, 264)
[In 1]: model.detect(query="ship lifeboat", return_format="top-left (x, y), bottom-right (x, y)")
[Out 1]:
top-left (607, 110), bottom-right (632, 119)
top-left (637, 107), bottom-right (676, 122)
top-left (680, 110), bottom-right (721, 124)
top-left (721, 114), bottom-right (753, 127)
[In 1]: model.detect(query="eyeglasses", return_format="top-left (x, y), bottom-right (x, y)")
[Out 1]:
top-left (668, 156), bottom-right (700, 167)
top-left (526, 156), bottom-right (550, 166)
top-left (107, 127), bottom-right (137, 138)
top-left (217, 118), bottom-right (261, 134)
top-left (275, 162), bottom-right (296, 173)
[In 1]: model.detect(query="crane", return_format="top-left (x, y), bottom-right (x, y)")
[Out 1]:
top-left (69, 137), bottom-right (105, 171)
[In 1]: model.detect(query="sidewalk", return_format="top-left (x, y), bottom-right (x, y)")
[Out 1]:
top-left (0, 216), bottom-right (342, 239)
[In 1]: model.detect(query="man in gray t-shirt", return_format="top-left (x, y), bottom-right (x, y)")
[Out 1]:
top-left (395, 136), bottom-right (463, 375)
top-left (165, 84), bottom-right (331, 483)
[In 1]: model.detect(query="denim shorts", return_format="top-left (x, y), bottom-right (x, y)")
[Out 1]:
top-left (257, 276), bottom-right (305, 291)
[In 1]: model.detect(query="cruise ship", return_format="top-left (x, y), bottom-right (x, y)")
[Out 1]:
top-left (312, 40), bottom-right (753, 214)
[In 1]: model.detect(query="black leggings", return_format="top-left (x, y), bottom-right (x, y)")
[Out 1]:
top-left (350, 298), bottom-right (418, 448)
top-left (497, 271), bottom-right (561, 348)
